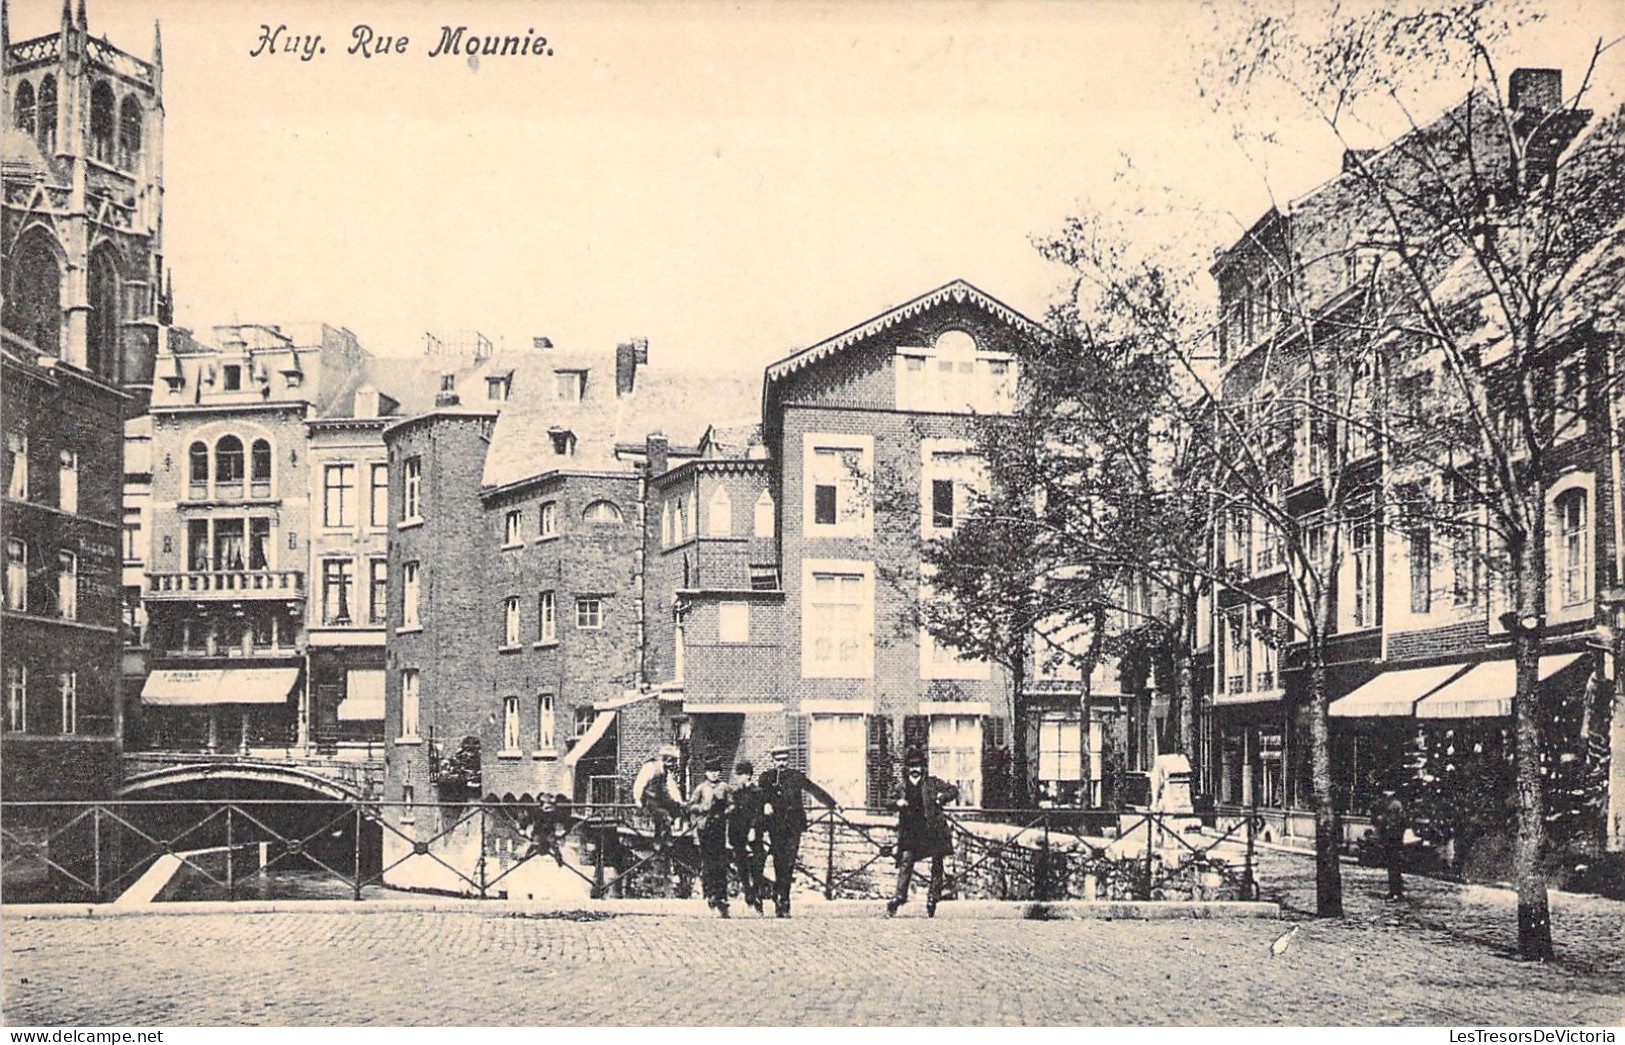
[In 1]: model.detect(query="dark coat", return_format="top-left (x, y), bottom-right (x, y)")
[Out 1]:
top-left (1374, 794), bottom-right (1407, 847)
top-left (758, 766), bottom-right (836, 834)
top-left (728, 780), bottom-right (766, 844)
top-left (895, 774), bottom-right (960, 859)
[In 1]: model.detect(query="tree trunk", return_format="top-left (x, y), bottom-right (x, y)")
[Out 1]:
top-left (1010, 651), bottom-right (1031, 808)
top-left (1511, 534), bottom-right (1555, 960)
top-left (1307, 637), bottom-right (1343, 917)
top-left (1176, 633), bottom-right (1196, 773)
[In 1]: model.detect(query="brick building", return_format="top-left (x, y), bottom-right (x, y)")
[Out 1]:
top-left (2, 0), bottom-right (165, 802)
top-left (649, 281), bottom-right (1079, 809)
top-left (379, 336), bottom-right (759, 885)
top-left (1201, 69), bottom-right (1623, 853)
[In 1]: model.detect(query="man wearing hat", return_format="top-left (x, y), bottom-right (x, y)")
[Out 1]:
top-left (759, 743), bottom-right (839, 917)
top-left (728, 760), bottom-right (769, 914)
top-left (887, 747), bottom-right (960, 917)
top-left (634, 744), bottom-right (687, 851)
top-left (688, 756), bottom-right (734, 916)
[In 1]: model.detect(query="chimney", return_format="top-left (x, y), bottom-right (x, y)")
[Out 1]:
top-left (1342, 148), bottom-right (1375, 174)
top-left (616, 340), bottom-right (641, 396)
top-left (1509, 68), bottom-right (1562, 112)
top-left (435, 372), bottom-right (460, 408)
top-left (646, 433), bottom-right (669, 477)
top-left (354, 385), bottom-right (382, 418)
top-left (632, 337), bottom-right (648, 364)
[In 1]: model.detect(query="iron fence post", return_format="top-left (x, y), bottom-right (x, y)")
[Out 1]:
top-left (1144, 813), bottom-right (1154, 899)
top-left (92, 806), bottom-right (103, 902)
top-left (225, 805), bottom-right (234, 900)
top-left (1244, 807), bottom-right (1257, 901)
top-left (353, 802), bottom-right (363, 901)
top-left (478, 806), bottom-right (489, 899)
top-left (1038, 814), bottom-right (1051, 902)
top-left (593, 823), bottom-right (606, 899)
top-left (824, 810), bottom-right (836, 901)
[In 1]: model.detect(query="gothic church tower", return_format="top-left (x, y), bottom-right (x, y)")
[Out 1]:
top-left (3, 0), bottom-right (166, 404)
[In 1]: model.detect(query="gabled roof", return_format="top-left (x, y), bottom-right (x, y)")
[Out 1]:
top-left (763, 279), bottom-right (1045, 386)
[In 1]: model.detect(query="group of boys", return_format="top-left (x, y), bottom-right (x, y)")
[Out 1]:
top-left (635, 742), bottom-right (837, 918)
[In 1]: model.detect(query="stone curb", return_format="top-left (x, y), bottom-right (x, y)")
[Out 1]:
top-left (1, 897), bottom-right (1281, 921)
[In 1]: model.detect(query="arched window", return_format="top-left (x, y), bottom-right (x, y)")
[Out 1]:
top-left (86, 248), bottom-right (122, 382)
top-left (582, 500), bottom-right (623, 525)
top-left (706, 486), bottom-right (732, 537)
top-left (251, 439), bottom-right (272, 493)
top-left (1, 232), bottom-right (62, 356)
top-left (117, 96), bottom-right (142, 169)
top-left (37, 77), bottom-right (56, 153)
top-left (89, 82), bottom-right (115, 165)
top-left (215, 436), bottom-right (244, 486)
top-left (188, 441), bottom-right (209, 485)
top-left (753, 490), bottom-right (775, 538)
top-left (14, 80), bottom-right (35, 136)
top-left (1556, 489), bottom-right (1589, 607)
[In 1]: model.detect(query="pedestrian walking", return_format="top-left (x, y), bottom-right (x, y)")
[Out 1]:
top-left (728, 760), bottom-right (769, 914)
top-left (689, 756), bottom-right (733, 917)
top-left (1373, 789), bottom-right (1408, 900)
top-left (759, 743), bottom-right (839, 917)
top-left (886, 747), bottom-right (959, 918)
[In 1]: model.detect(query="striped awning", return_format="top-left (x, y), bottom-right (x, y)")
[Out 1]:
top-left (1329, 664), bottom-right (1467, 718)
top-left (1415, 653), bottom-right (1586, 719)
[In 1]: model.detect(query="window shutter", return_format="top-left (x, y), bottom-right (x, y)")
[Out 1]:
top-left (903, 714), bottom-right (930, 770)
top-left (787, 712), bottom-right (809, 774)
top-left (866, 713), bottom-right (893, 808)
top-left (981, 714), bottom-right (1008, 810)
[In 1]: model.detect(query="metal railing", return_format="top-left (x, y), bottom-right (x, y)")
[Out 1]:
top-left (1, 799), bottom-right (1260, 906)
top-left (147, 570), bottom-right (305, 598)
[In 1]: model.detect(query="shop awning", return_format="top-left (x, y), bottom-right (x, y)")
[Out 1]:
top-left (563, 710), bottom-right (616, 769)
top-left (338, 669), bottom-right (385, 721)
top-left (1329, 664), bottom-right (1467, 718)
top-left (140, 667), bottom-right (300, 707)
top-left (1414, 653), bottom-right (1586, 719)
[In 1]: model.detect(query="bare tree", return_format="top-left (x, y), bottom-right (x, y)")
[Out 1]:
top-left (1204, 0), bottom-right (1625, 957)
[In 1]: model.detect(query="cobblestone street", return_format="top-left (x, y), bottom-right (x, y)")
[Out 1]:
top-left (3, 852), bottom-right (1621, 1026)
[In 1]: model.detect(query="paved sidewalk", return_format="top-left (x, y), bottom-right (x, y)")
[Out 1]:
top-left (2, 853), bottom-right (1621, 1026)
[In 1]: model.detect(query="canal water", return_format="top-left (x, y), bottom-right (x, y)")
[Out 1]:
top-left (156, 848), bottom-right (395, 902)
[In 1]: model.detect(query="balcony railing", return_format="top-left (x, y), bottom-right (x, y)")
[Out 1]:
top-left (147, 570), bottom-right (305, 600)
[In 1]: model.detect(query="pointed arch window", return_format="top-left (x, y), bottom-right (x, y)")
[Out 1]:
top-left (13, 81), bottom-right (35, 136)
top-left (86, 249), bottom-right (122, 382)
top-left (1, 233), bottom-right (62, 357)
top-left (37, 77), bottom-right (56, 154)
top-left (753, 490), bottom-right (775, 537)
top-left (89, 81), bottom-right (116, 165)
top-left (706, 486), bottom-right (732, 537)
top-left (118, 96), bottom-right (142, 170)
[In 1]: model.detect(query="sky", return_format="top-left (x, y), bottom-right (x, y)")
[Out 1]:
top-left (9, 0), bottom-right (1624, 373)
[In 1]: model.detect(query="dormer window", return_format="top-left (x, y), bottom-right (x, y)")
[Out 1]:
top-left (487, 376), bottom-right (510, 401)
top-left (556, 371), bottom-right (586, 402)
top-left (222, 365), bottom-right (242, 392)
top-left (551, 429), bottom-right (576, 457)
